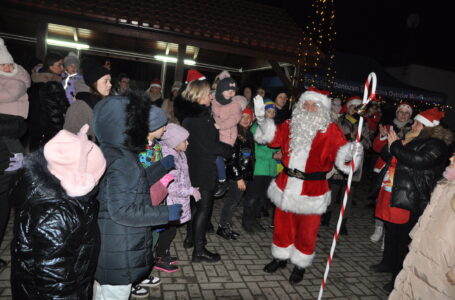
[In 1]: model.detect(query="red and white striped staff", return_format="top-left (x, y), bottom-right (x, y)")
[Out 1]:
top-left (317, 72), bottom-right (377, 300)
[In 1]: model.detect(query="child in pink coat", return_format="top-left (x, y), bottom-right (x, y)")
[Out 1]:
top-left (211, 72), bottom-right (247, 197)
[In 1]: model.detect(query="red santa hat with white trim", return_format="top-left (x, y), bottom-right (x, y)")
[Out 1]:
top-left (414, 107), bottom-right (445, 127)
top-left (339, 96), bottom-right (362, 114)
top-left (299, 87), bottom-right (331, 110)
top-left (396, 102), bottom-right (413, 116)
top-left (186, 69), bottom-right (206, 83)
top-left (149, 79), bottom-right (161, 88)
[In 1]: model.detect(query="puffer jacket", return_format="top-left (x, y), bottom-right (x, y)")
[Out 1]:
top-left (161, 144), bottom-right (193, 224)
top-left (10, 150), bottom-right (99, 299)
top-left (93, 92), bottom-right (170, 285)
top-left (387, 126), bottom-right (453, 214)
top-left (389, 179), bottom-right (455, 299)
top-left (0, 64), bottom-right (30, 119)
top-left (226, 126), bottom-right (255, 181)
top-left (28, 72), bottom-right (68, 150)
top-left (211, 95), bottom-right (247, 146)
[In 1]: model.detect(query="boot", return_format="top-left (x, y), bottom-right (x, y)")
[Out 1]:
top-left (226, 223), bottom-right (240, 237)
top-left (192, 247), bottom-right (221, 263)
top-left (216, 224), bottom-right (236, 240)
top-left (213, 180), bottom-right (229, 198)
top-left (321, 211), bottom-right (332, 226)
top-left (370, 221), bottom-right (384, 242)
top-left (340, 219), bottom-right (348, 236)
top-left (289, 266), bottom-right (306, 285)
top-left (263, 259), bottom-right (287, 273)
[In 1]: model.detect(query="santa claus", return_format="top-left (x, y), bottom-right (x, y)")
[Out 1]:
top-left (253, 88), bottom-right (363, 284)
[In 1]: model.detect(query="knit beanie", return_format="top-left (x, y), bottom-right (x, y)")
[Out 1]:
top-left (43, 124), bottom-right (106, 197)
top-left (148, 105), bottom-right (168, 132)
top-left (264, 99), bottom-right (276, 111)
top-left (242, 106), bottom-right (254, 121)
top-left (64, 52), bottom-right (80, 69)
top-left (396, 102), bottom-right (413, 116)
top-left (0, 38), bottom-right (14, 64)
top-left (171, 81), bottom-right (182, 92)
top-left (81, 58), bottom-right (110, 87)
top-left (161, 123), bottom-right (189, 149)
top-left (215, 77), bottom-right (237, 105)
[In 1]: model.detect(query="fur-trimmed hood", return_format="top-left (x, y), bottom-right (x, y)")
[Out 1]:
top-left (419, 125), bottom-right (454, 146)
top-left (93, 91), bottom-right (150, 153)
top-left (31, 71), bottom-right (61, 83)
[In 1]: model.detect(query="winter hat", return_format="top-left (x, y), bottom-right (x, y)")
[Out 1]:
top-left (149, 79), bottom-right (161, 89)
top-left (242, 106), bottom-right (254, 121)
top-left (81, 59), bottom-right (110, 88)
top-left (414, 107), bottom-right (445, 127)
top-left (44, 124), bottom-right (106, 197)
top-left (0, 38), bottom-right (14, 64)
top-left (299, 87), bottom-right (331, 110)
top-left (215, 77), bottom-right (237, 104)
top-left (346, 96), bottom-right (362, 108)
top-left (186, 69), bottom-right (206, 83)
top-left (171, 81), bottom-right (182, 92)
top-left (161, 123), bottom-right (189, 149)
top-left (148, 105), bottom-right (168, 132)
top-left (74, 79), bottom-right (91, 94)
top-left (264, 99), bottom-right (276, 111)
top-left (396, 102), bottom-right (413, 116)
top-left (63, 51), bottom-right (80, 69)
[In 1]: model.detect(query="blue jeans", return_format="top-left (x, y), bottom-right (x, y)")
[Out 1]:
top-left (215, 156), bottom-right (226, 181)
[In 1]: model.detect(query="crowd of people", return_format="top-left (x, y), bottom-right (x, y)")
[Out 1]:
top-left (1, 37), bottom-right (455, 299)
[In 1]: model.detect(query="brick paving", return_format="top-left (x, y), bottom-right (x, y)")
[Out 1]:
top-left (0, 178), bottom-right (390, 299)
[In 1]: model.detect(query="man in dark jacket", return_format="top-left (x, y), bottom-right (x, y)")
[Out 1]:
top-left (92, 91), bottom-right (181, 299)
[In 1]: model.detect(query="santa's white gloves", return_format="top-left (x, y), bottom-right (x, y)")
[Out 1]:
top-left (253, 95), bottom-right (265, 124)
top-left (336, 142), bottom-right (364, 174)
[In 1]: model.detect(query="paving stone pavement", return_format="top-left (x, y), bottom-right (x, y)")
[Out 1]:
top-left (0, 178), bottom-right (390, 299)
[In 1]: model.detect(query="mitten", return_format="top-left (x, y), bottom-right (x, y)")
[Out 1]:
top-left (5, 153), bottom-right (24, 172)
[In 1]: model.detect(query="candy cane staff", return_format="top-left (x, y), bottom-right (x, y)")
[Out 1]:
top-left (318, 72), bottom-right (377, 300)
top-left (253, 88), bottom-right (364, 284)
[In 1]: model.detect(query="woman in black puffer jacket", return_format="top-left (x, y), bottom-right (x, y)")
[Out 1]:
top-left (10, 125), bottom-right (106, 299)
top-left (370, 108), bottom-right (454, 292)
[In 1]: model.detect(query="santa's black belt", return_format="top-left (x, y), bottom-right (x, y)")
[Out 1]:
top-left (283, 166), bottom-right (328, 180)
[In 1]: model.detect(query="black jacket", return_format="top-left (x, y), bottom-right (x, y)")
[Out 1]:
top-left (382, 126), bottom-right (453, 215)
top-left (0, 114), bottom-right (26, 172)
top-left (28, 72), bottom-right (69, 150)
top-left (226, 126), bottom-right (255, 181)
top-left (176, 99), bottom-right (232, 191)
top-left (274, 104), bottom-right (292, 125)
top-left (10, 151), bottom-right (99, 299)
top-left (93, 92), bottom-right (170, 285)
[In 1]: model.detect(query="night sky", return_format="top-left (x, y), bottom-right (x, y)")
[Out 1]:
top-left (254, 0), bottom-right (454, 72)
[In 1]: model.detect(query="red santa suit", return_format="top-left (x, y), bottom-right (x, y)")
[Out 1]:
top-left (254, 88), bottom-right (360, 269)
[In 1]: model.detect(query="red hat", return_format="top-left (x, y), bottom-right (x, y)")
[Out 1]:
top-left (186, 69), bottom-right (206, 83)
top-left (242, 106), bottom-right (254, 121)
top-left (149, 79), bottom-right (161, 88)
top-left (299, 87), bottom-right (331, 110)
top-left (414, 107), bottom-right (445, 127)
top-left (340, 96), bottom-right (362, 114)
top-left (396, 102), bottom-right (413, 116)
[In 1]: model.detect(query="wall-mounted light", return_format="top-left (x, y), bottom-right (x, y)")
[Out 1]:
top-left (46, 38), bottom-right (90, 50)
top-left (154, 55), bottom-right (196, 65)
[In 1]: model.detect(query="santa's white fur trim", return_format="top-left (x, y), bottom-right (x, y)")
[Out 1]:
top-left (299, 90), bottom-right (331, 110)
top-left (414, 114), bottom-right (439, 127)
top-left (268, 180), bottom-right (331, 215)
top-left (271, 244), bottom-right (315, 268)
top-left (271, 243), bottom-right (293, 260)
top-left (254, 118), bottom-right (276, 144)
top-left (290, 247), bottom-right (315, 268)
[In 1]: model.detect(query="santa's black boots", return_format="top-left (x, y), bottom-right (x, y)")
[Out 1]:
top-left (289, 266), bottom-right (306, 284)
top-left (263, 259), bottom-right (287, 273)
